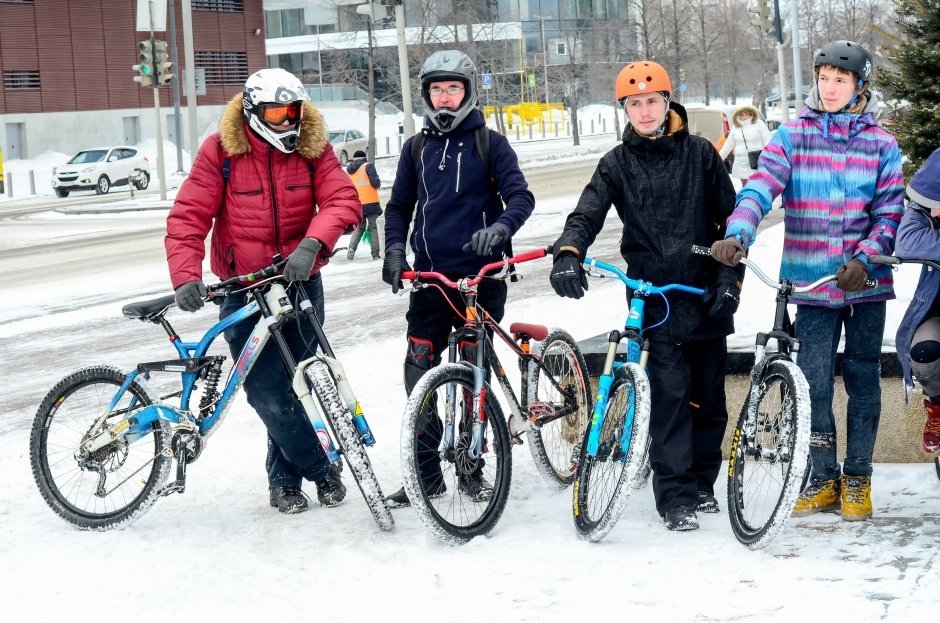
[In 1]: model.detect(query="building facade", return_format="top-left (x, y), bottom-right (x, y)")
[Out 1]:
top-left (0, 0), bottom-right (265, 159)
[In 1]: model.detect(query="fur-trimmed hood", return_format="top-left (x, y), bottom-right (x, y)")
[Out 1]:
top-left (731, 105), bottom-right (761, 128)
top-left (217, 94), bottom-right (330, 159)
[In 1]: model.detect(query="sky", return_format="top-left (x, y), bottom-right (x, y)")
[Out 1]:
top-left (1, 105), bottom-right (937, 623)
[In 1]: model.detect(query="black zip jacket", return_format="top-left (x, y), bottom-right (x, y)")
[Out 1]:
top-left (553, 102), bottom-right (738, 343)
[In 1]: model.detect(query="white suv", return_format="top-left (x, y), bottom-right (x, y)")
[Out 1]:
top-left (52, 146), bottom-right (150, 197)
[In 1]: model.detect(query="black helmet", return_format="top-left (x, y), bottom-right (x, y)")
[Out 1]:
top-left (814, 40), bottom-right (873, 82)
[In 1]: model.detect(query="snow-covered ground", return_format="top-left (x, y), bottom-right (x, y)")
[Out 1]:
top-left (1, 112), bottom-right (937, 623)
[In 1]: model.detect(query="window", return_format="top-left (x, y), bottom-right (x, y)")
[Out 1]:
top-left (3, 71), bottom-right (40, 90)
top-left (556, 42), bottom-right (567, 55)
top-left (192, 0), bottom-right (243, 11)
top-left (0, 1), bottom-right (36, 4)
top-left (195, 51), bottom-right (249, 85)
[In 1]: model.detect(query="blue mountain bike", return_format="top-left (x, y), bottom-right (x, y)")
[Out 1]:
top-left (572, 257), bottom-right (705, 541)
top-left (29, 259), bottom-right (393, 532)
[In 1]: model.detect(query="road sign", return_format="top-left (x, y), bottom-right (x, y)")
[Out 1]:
top-left (678, 81), bottom-right (687, 93)
top-left (481, 72), bottom-right (492, 89)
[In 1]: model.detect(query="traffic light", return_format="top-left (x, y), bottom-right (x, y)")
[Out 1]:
top-left (748, 0), bottom-right (774, 34)
top-left (153, 40), bottom-right (174, 87)
top-left (133, 39), bottom-right (154, 88)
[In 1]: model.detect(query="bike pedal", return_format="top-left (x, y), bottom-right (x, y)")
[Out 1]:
top-left (159, 481), bottom-right (185, 497)
top-left (510, 433), bottom-right (524, 446)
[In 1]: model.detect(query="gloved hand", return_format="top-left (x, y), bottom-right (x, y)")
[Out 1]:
top-left (836, 258), bottom-right (868, 292)
top-left (283, 238), bottom-right (322, 282)
top-left (711, 238), bottom-right (745, 266)
top-left (462, 224), bottom-right (509, 256)
top-left (705, 265), bottom-right (744, 318)
top-left (550, 253), bottom-right (588, 299)
top-left (175, 280), bottom-right (207, 313)
top-left (382, 248), bottom-right (411, 294)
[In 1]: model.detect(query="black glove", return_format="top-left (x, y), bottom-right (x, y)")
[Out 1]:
top-left (836, 258), bottom-right (868, 292)
top-left (382, 248), bottom-right (411, 294)
top-left (283, 238), bottom-right (322, 282)
top-left (705, 264), bottom-right (744, 318)
top-left (550, 253), bottom-right (588, 299)
top-left (175, 280), bottom-right (207, 312)
top-left (462, 224), bottom-right (509, 256)
top-left (711, 238), bottom-right (745, 266)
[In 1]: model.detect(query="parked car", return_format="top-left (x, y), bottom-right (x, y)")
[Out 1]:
top-left (51, 146), bottom-right (150, 197)
top-left (328, 130), bottom-right (368, 165)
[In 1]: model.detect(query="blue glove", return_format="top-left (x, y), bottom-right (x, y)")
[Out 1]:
top-left (175, 280), bottom-right (207, 312)
top-left (462, 224), bottom-right (509, 256)
top-left (283, 238), bottom-right (322, 282)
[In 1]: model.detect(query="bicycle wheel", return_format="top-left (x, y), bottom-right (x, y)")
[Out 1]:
top-left (29, 365), bottom-right (172, 530)
top-left (306, 362), bottom-right (394, 531)
top-left (727, 359), bottom-right (810, 549)
top-left (573, 362), bottom-right (651, 542)
top-left (401, 363), bottom-right (512, 544)
top-left (526, 329), bottom-right (591, 488)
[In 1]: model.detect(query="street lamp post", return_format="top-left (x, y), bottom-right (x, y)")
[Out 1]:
top-left (538, 15), bottom-right (551, 104)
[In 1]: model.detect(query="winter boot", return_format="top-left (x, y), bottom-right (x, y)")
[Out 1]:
top-left (346, 249), bottom-right (356, 260)
top-left (791, 478), bottom-right (840, 517)
top-left (695, 490), bottom-right (720, 514)
top-left (922, 399), bottom-right (940, 454)
top-left (458, 471), bottom-right (494, 502)
top-left (663, 504), bottom-right (699, 531)
top-left (840, 474), bottom-right (872, 521)
top-left (315, 466), bottom-right (347, 507)
top-left (385, 477), bottom-right (447, 508)
top-left (269, 485), bottom-right (309, 514)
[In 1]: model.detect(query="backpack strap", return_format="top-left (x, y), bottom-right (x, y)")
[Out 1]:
top-left (220, 156), bottom-right (314, 190)
top-left (473, 126), bottom-right (492, 179)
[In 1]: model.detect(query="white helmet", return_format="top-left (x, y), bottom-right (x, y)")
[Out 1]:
top-left (419, 50), bottom-right (477, 133)
top-left (242, 68), bottom-right (310, 153)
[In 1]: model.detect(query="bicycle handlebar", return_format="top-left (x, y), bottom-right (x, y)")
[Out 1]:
top-left (209, 256), bottom-right (288, 293)
top-left (583, 255), bottom-right (706, 296)
top-left (870, 254), bottom-right (940, 272)
top-left (401, 246), bottom-right (550, 289)
top-left (690, 244), bottom-right (876, 293)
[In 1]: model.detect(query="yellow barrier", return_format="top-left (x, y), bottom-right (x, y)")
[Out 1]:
top-left (483, 102), bottom-right (566, 130)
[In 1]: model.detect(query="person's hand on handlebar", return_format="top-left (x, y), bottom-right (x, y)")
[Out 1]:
top-left (382, 247), bottom-right (411, 294)
top-left (175, 280), bottom-right (207, 312)
top-left (835, 258), bottom-right (868, 292)
top-left (711, 238), bottom-right (745, 266)
top-left (550, 252), bottom-right (588, 299)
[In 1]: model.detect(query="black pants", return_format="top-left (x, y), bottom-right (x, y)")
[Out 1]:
top-left (646, 336), bottom-right (729, 515)
top-left (403, 278), bottom-right (508, 482)
top-left (404, 277), bottom-right (508, 382)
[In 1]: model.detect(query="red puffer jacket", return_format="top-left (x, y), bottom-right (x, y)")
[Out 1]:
top-left (166, 95), bottom-right (361, 288)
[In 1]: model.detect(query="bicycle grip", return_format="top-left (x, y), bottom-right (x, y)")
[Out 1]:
top-left (401, 271), bottom-right (417, 281)
top-left (690, 244), bottom-right (712, 257)
top-left (510, 248), bottom-right (548, 264)
top-left (869, 255), bottom-right (900, 266)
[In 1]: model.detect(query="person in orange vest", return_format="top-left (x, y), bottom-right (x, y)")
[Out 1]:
top-left (345, 153), bottom-right (382, 260)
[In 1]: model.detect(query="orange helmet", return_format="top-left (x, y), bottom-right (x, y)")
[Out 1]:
top-left (615, 61), bottom-right (672, 101)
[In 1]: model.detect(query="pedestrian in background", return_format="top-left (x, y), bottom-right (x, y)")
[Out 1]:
top-left (718, 105), bottom-right (772, 185)
top-left (346, 152), bottom-right (382, 260)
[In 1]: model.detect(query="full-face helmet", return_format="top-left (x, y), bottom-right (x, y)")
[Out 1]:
top-left (242, 68), bottom-right (310, 153)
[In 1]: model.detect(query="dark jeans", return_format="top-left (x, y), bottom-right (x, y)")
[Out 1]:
top-left (794, 302), bottom-right (886, 480)
top-left (646, 336), bottom-right (729, 515)
top-left (219, 275), bottom-right (331, 488)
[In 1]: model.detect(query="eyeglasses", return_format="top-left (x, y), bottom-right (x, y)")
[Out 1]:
top-left (259, 102), bottom-right (304, 125)
top-left (428, 86), bottom-right (464, 96)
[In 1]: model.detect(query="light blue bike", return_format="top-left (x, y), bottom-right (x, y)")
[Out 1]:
top-left (29, 259), bottom-right (393, 531)
top-left (572, 257), bottom-right (705, 541)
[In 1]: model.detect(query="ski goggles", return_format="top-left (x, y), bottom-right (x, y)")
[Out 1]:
top-left (259, 102), bottom-right (304, 125)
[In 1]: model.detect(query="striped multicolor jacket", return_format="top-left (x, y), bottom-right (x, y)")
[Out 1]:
top-left (724, 92), bottom-right (904, 307)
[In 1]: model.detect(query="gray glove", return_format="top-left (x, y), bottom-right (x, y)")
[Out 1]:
top-left (462, 224), bottom-right (509, 256)
top-left (175, 280), bottom-right (207, 312)
top-left (284, 238), bottom-right (322, 282)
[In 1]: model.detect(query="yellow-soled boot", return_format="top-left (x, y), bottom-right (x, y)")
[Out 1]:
top-left (791, 479), bottom-right (840, 517)
top-left (840, 474), bottom-right (872, 521)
